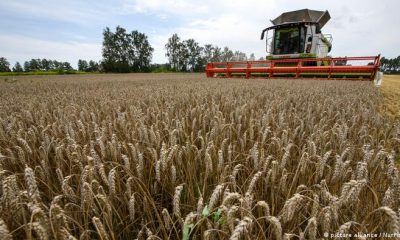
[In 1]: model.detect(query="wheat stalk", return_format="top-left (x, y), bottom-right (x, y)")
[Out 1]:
top-left (24, 165), bottom-right (41, 202)
top-left (173, 184), bottom-right (184, 219)
top-left (230, 217), bottom-right (252, 240)
top-left (92, 217), bottom-right (110, 240)
top-left (0, 218), bottom-right (11, 240)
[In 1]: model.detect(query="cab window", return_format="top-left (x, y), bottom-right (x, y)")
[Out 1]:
top-left (273, 26), bottom-right (304, 55)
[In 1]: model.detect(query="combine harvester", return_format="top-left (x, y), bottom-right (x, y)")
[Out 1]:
top-left (206, 9), bottom-right (382, 82)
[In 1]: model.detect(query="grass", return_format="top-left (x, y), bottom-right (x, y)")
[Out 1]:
top-left (0, 70), bottom-right (95, 76)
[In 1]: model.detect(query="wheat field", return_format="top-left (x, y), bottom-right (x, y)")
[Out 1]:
top-left (0, 73), bottom-right (400, 240)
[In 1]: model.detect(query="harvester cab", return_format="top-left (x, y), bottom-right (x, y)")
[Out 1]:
top-left (206, 8), bottom-right (382, 81)
top-left (261, 9), bottom-right (332, 61)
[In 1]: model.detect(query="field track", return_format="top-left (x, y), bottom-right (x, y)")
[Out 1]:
top-left (382, 74), bottom-right (400, 119)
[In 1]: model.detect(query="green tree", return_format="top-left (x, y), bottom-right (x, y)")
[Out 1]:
top-left (380, 56), bottom-right (400, 74)
top-left (221, 47), bottom-right (234, 62)
top-left (23, 61), bottom-right (31, 72)
top-left (202, 44), bottom-right (214, 64)
top-left (0, 57), bottom-right (11, 72)
top-left (12, 62), bottom-right (23, 72)
top-left (29, 59), bottom-right (41, 71)
top-left (232, 51), bottom-right (247, 61)
top-left (166, 35), bottom-right (207, 72)
top-left (52, 60), bottom-right (62, 70)
top-left (78, 59), bottom-right (89, 71)
top-left (62, 62), bottom-right (73, 71)
top-left (380, 57), bottom-right (389, 73)
top-left (102, 26), bottom-right (153, 73)
top-left (88, 60), bottom-right (100, 72)
top-left (41, 59), bottom-right (51, 71)
top-left (249, 53), bottom-right (256, 61)
top-left (131, 30), bottom-right (153, 72)
top-left (177, 41), bottom-right (189, 71)
top-left (102, 26), bottom-right (129, 72)
top-left (395, 56), bottom-right (400, 73)
top-left (211, 46), bottom-right (222, 62)
top-left (184, 39), bottom-right (203, 71)
top-left (165, 34), bottom-right (182, 71)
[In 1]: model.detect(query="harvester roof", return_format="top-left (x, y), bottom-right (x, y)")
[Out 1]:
top-left (271, 9), bottom-right (330, 28)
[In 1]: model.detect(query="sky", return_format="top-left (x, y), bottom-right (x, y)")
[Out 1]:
top-left (0, 0), bottom-right (399, 68)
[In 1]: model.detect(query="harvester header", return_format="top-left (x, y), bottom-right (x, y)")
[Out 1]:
top-left (206, 9), bottom-right (381, 81)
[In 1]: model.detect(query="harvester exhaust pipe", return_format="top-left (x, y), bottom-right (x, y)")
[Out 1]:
top-left (261, 28), bottom-right (268, 40)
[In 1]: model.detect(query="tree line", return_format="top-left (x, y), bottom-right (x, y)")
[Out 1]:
top-left (0, 57), bottom-right (100, 73)
top-left (380, 56), bottom-right (400, 74)
top-left (22, 59), bottom-right (73, 72)
top-left (165, 33), bottom-right (256, 72)
top-left (77, 60), bottom-right (101, 72)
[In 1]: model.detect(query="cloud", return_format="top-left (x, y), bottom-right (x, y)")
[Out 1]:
top-left (178, 14), bottom-right (264, 53)
top-left (122, 0), bottom-right (209, 16)
top-left (0, 34), bottom-right (102, 67)
top-left (0, 0), bottom-right (114, 25)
